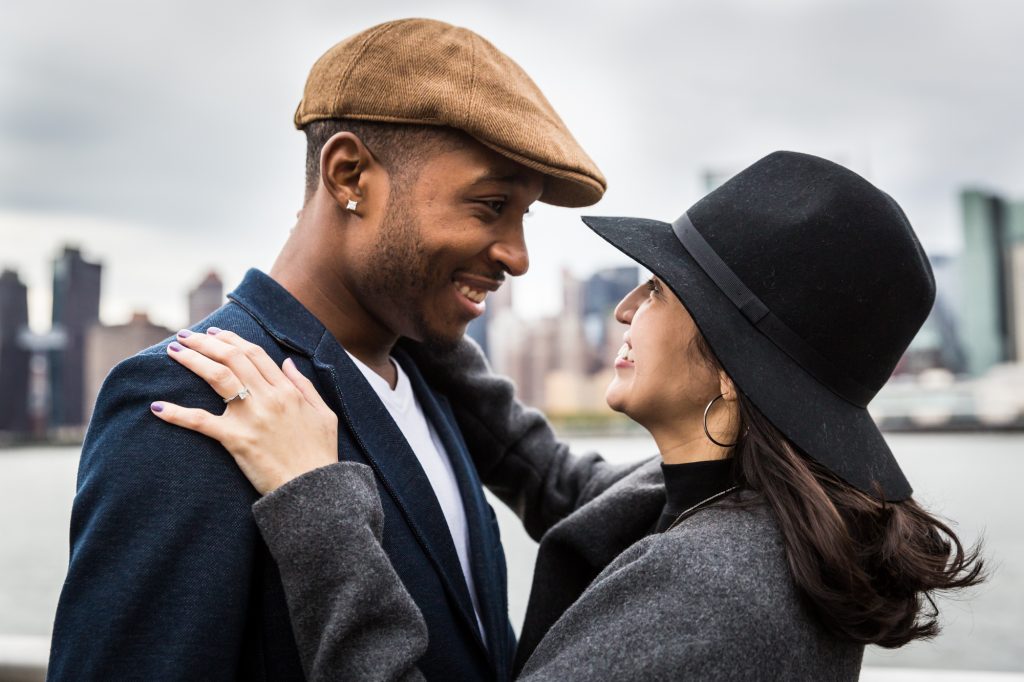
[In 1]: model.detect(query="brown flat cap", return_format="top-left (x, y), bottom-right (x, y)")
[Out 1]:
top-left (295, 18), bottom-right (606, 208)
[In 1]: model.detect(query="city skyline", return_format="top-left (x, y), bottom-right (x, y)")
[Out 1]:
top-left (3, 1), bottom-right (1024, 334)
top-left (5, 180), bottom-right (1023, 336)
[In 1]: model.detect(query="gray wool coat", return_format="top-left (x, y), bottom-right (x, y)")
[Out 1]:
top-left (251, 338), bottom-right (864, 681)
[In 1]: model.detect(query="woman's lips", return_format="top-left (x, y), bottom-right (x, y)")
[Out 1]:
top-left (614, 342), bottom-right (634, 369)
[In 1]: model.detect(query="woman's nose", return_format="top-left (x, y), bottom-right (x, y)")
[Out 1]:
top-left (614, 292), bottom-right (637, 324)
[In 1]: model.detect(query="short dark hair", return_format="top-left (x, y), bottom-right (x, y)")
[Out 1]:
top-left (302, 119), bottom-right (471, 202)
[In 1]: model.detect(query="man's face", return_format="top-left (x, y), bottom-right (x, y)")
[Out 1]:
top-left (347, 140), bottom-right (543, 349)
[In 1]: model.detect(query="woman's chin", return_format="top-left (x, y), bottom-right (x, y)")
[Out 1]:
top-left (604, 383), bottom-right (630, 417)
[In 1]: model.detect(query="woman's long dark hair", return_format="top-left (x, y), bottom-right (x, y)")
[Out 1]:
top-left (692, 334), bottom-right (985, 648)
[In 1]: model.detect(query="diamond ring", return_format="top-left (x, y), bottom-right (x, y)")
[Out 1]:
top-left (224, 387), bottom-right (251, 404)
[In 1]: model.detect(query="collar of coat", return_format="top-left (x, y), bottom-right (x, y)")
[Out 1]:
top-left (516, 457), bottom-right (667, 669)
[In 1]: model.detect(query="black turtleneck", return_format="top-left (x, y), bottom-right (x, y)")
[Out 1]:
top-left (654, 457), bottom-right (735, 533)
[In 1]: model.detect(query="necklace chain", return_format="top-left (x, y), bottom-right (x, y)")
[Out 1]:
top-left (663, 485), bottom-right (740, 532)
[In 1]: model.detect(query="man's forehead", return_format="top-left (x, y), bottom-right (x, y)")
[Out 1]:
top-left (467, 168), bottom-right (542, 189)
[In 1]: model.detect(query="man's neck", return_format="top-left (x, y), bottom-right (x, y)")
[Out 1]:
top-left (269, 218), bottom-right (398, 386)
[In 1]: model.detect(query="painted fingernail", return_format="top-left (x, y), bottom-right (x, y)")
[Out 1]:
top-left (150, 402), bottom-right (165, 413)
top-left (177, 329), bottom-right (193, 338)
top-left (207, 327), bottom-right (222, 335)
top-left (169, 342), bottom-right (184, 352)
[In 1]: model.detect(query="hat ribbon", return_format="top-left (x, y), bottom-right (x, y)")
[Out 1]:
top-left (671, 212), bottom-right (875, 408)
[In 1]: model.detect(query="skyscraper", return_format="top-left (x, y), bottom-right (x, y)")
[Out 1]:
top-left (582, 266), bottom-right (639, 371)
top-left (188, 271), bottom-right (224, 325)
top-left (0, 269), bottom-right (31, 434)
top-left (84, 312), bottom-right (174, 423)
top-left (957, 190), bottom-right (1019, 375)
top-left (1009, 202), bottom-right (1024, 364)
top-left (49, 246), bottom-right (102, 428)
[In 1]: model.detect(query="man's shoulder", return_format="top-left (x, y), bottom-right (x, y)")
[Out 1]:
top-left (106, 301), bottom-right (279, 396)
top-left (80, 302), bottom-right (269, 494)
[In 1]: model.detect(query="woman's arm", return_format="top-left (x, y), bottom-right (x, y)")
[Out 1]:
top-left (252, 462), bottom-right (428, 682)
top-left (399, 336), bottom-right (639, 541)
top-left (149, 329), bottom-right (430, 680)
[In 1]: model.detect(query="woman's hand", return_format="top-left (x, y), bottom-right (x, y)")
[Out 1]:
top-left (150, 327), bottom-right (339, 495)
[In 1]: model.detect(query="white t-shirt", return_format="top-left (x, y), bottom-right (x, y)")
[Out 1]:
top-left (345, 350), bottom-right (485, 639)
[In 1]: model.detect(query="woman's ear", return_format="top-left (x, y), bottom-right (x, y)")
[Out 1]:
top-left (719, 372), bottom-right (738, 402)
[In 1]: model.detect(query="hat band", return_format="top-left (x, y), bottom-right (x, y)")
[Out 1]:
top-left (671, 213), bottom-right (875, 408)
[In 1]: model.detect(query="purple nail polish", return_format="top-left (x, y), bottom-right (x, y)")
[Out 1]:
top-left (177, 329), bottom-right (192, 338)
top-left (169, 342), bottom-right (183, 352)
top-left (207, 327), bottom-right (221, 335)
top-left (150, 402), bottom-right (164, 413)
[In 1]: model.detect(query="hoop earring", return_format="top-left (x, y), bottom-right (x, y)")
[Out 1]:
top-left (703, 394), bottom-right (738, 448)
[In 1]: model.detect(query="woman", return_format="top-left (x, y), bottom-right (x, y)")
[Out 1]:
top-left (151, 151), bottom-right (983, 680)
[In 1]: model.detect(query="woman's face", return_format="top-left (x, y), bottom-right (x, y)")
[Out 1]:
top-left (606, 276), bottom-right (723, 430)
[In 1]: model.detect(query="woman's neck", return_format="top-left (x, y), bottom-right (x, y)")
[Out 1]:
top-left (650, 428), bottom-right (732, 465)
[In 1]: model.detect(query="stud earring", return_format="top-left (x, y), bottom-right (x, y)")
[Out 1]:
top-left (346, 199), bottom-right (358, 212)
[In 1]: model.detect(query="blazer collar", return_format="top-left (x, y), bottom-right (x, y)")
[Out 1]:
top-left (226, 269), bottom-right (327, 356)
top-left (227, 269), bottom-right (497, 664)
top-left (395, 350), bottom-right (512, 675)
top-left (308, 327), bottom-right (493, 663)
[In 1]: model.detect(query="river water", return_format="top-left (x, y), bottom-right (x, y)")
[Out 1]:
top-left (1, 432), bottom-right (1021, 672)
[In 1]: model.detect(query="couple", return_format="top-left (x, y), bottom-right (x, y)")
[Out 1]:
top-left (49, 18), bottom-right (982, 682)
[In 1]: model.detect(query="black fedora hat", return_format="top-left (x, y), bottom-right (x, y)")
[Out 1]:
top-left (583, 151), bottom-right (934, 501)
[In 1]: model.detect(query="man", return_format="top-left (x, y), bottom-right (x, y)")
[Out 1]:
top-left (47, 18), bottom-right (604, 682)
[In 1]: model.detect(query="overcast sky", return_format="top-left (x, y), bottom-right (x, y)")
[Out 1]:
top-left (2, 0), bottom-right (1023, 332)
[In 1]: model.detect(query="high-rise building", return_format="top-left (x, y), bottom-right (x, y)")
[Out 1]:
top-left (957, 190), bottom-right (1020, 375)
top-left (582, 266), bottom-right (638, 371)
top-left (1009, 203), bottom-right (1024, 364)
top-left (895, 256), bottom-right (968, 375)
top-left (84, 312), bottom-right (174, 423)
top-left (0, 269), bottom-right (31, 434)
top-left (188, 271), bottom-right (224, 325)
top-left (49, 246), bottom-right (102, 428)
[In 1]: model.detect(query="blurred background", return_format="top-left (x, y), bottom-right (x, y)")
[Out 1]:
top-left (1, 0), bottom-right (1022, 678)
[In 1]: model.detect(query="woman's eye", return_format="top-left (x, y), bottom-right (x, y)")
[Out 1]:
top-left (483, 199), bottom-right (506, 214)
top-left (645, 277), bottom-right (660, 293)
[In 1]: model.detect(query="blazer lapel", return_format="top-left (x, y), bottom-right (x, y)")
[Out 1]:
top-left (309, 336), bottom-right (484, 651)
top-left (395, 349), bottom-right (511, 677)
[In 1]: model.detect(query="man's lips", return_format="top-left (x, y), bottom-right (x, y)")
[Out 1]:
top-left (452, 273), bottom-right (503, 305)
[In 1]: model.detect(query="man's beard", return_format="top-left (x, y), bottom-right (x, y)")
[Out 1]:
top-left (362, 194), bottom-right (460, 351)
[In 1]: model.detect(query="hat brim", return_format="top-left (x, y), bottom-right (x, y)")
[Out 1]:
top-left (582, 216), bottom-right (912, 501)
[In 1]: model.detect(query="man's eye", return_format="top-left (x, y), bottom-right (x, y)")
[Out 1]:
top-left (645, 277), bottom-right (660, 293)
top-left (483, 199), bottom-right (506, 214)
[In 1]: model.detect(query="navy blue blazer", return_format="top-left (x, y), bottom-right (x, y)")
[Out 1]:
top-left (48, 269), bottom-right (514, 681)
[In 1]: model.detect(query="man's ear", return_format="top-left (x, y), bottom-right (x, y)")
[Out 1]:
top-left (319, 132), bottom-right (375, 210)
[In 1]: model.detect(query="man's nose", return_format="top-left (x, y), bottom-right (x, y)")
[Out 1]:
top-left (490, 227), bottom-right (530, 277)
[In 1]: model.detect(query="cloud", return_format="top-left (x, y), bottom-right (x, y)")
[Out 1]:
top-left (2, 0), bottom-right (1023, 322)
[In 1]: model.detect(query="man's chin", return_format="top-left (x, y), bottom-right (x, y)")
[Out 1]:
top-left (408, 321), bottom-right (466, 354)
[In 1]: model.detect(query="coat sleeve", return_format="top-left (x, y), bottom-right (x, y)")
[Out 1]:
top-left (398, 336), bottom-right (637, 541)
top-left (48, 350), bottom-right (263, 681)
top-left (251, 462), bottom-right (428, 682)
